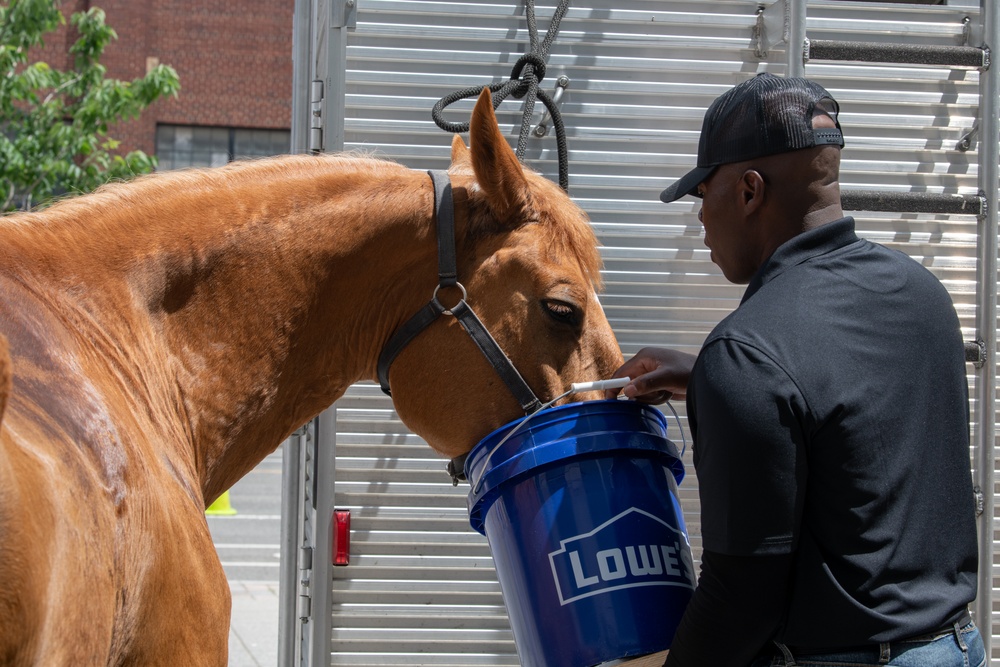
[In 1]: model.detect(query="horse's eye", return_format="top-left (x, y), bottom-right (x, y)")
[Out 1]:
top-left (542, 300), bottom-right (581, 327)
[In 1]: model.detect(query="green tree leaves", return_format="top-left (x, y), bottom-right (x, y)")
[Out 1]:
top-left (0, 0), bottom-right (180, 211)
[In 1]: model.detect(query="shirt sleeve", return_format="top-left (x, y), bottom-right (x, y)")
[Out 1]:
top-left (687, 337), bottom-right (808, 556)
top-left (664, 550), bottom-right (793, 667)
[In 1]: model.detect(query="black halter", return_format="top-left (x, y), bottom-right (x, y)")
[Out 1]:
top-left (376, 170), bottom-right (543, 485)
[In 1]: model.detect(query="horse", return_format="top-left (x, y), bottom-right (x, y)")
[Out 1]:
top-left (0, 88), bottom-right (623, 666)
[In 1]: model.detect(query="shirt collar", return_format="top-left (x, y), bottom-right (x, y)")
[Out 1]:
top-left (741, 216), bottom-right (859, 305)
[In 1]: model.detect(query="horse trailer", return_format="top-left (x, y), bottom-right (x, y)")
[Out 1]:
top-left (279, 0), bottom-right (999, 664)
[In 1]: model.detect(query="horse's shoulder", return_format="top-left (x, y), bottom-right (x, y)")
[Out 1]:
top-left (0, 272), bottom-right (77, 366)
top-left (0, 331), bottom-right (9, 425)
top-left (0, 272), bottom-right (123, 448)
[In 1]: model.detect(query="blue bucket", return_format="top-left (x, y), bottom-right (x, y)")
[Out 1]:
top-left (466, 399), bottom-right (695, 667)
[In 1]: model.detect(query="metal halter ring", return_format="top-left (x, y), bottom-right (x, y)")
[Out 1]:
top-left (432, 282), bottom-right (468, 316)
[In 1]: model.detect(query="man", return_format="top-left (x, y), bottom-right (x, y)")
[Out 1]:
top-left (608, 73), bottom-right (985, 666)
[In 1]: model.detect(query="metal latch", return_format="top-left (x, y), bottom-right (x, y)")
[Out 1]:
top-left (754, 0), bottom-right (790, 59)
top-left (965, 339), bottom-right (987, 368)
top-left (333, 0), bottom-right (358, 29)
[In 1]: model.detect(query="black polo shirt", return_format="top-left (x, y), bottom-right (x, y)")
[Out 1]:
top-left (686, 217), bottom-right (978, 647)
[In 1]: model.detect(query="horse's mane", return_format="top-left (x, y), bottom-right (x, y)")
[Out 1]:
top-left (2, 153), bottom-right (603, 287)
top-left (42, 153), bottom-right (401, 218)
top-left (0, 154), bottom-right (406, 254)
top-left (0, 154), bottom-right (383, 224)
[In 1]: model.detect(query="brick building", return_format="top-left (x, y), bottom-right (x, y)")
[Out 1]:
top-left (38, 0), bottom-right (294, 170)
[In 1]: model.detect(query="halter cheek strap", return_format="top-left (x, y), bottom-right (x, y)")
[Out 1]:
top-left (376, 170), bottom-right (543, 483)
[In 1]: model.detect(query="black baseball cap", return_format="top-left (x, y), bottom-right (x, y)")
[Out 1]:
top-left (660, 73), bottom-right (845, 203)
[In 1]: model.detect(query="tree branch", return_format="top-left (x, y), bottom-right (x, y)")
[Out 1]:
top-left (1, 181), bottom-right (14, 212)
top-left (42, 73), bottom-right (84, 106)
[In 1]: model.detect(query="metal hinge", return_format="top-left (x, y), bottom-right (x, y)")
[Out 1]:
top-left (297, 594), bottom-right (311, 621)
top-left (298, 546), bottom-right (313, 620)
top-left (309, 80), bottom-right (324, 153)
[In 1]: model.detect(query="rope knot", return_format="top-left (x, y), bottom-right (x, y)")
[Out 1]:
top-left (510, 53), bottom-right (546, 85)
top-left (430, 0), bottom-right (571, 191)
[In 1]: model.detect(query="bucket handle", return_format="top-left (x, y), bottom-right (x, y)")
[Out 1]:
top-left (470, 379), bottom-right (690, 495)
top-left (663, 399), bottom-right (687, 459)
top-left (470, 378), bottom-right (631, 494)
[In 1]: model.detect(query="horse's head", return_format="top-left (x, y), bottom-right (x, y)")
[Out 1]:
top-left (387, 88), bottom-right (624, 461)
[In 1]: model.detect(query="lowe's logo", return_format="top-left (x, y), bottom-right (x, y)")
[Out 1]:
top-left (548, 507), bottom-right (696, 605)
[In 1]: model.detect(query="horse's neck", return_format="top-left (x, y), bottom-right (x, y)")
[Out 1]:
top-left (7, 157), bottom-right (439, 498)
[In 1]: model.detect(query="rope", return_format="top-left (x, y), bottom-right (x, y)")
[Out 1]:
top-left (431, 0), bottom-right (571, 190)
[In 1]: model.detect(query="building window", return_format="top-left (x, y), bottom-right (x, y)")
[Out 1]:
top-left (155, 125), bottom-right (290, 170)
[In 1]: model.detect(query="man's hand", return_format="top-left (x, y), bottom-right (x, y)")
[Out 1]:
top-left (604, 347), bottom-right (697, 404)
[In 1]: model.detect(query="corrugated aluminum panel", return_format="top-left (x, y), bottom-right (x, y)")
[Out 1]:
top-left (328, 1), bottom-right (992, 665)
top-left (332, 385), bottom-right (516, 665)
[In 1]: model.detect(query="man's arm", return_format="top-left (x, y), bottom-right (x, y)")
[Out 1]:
top-left (664, 550), bottom-right (793, 666)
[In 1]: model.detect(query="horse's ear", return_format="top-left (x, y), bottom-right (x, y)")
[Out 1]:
top-left (450, 134), bottom-right (471, 167)
top-left (469, 87), bottom-right (531, 223)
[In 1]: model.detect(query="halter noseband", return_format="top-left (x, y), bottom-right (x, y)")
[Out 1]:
top-left (376, 170), bottom-right (543, 485)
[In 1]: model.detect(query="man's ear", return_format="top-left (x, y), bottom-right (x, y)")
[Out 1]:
top-left (740, 169), bottom-right (766, 215)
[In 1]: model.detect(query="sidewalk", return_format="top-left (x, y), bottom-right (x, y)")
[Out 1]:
top-left (207, 450), bottom-right (284, 667)
top-left (227, 580), bottom-right (281, 667)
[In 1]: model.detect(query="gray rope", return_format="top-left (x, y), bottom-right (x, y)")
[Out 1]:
top-left (431, 0), bottom-right (571, 190)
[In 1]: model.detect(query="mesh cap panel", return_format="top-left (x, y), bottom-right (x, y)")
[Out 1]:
top-left (661, 73), bottom-right (844, 203)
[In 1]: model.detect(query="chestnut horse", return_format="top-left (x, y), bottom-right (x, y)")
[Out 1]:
top-left (0, 89), bottom-right (622, 666)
